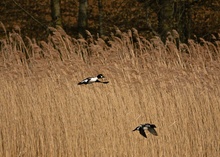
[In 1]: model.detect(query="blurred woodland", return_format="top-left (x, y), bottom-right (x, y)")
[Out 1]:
top-left (0, 0), bottom-right (220, 42)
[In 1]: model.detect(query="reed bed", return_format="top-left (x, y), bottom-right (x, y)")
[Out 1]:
top-left (0, 25), bottom-right (220, 156)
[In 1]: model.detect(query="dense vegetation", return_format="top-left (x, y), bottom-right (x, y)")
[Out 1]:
top-left (0, 24), bottom-right (220, 156)
top-left (0, 0), bottom-right (220, 40)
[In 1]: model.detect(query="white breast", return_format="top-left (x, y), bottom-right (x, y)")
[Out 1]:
top-left (89, 77), bottom-right (98, 83)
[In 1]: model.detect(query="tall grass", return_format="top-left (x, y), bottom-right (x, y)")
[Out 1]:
top-left (0, 25), bottom-right (220, 156)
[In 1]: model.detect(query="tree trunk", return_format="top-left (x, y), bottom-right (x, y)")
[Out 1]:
top-left (50, 0), bottom-right (62, 28)
top-left (173, 1), bottom-right (191, 43)
top-left (184, 2), bottom-right (192, 43)
top-left (78, 0), bottom-right (88, 36)
top-left (158, 0), bottom-right (175, 43)
top-left (98, 0), bottom-right (103, 36)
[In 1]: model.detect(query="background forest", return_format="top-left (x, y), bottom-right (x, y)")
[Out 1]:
top-left (1, 0), bottom-right (220, 41)
top-left (0, 0), bottom-right (220, 157)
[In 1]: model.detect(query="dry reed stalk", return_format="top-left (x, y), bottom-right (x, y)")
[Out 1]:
top-left (1, 64), bottom-right (220, 156)
top-left (0, 22), bottom-right (8, 40)
top-left (0, 26), bottom-right (220, 156)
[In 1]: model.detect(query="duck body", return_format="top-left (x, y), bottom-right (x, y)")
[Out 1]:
top-left (78, 74), bottom-right (105, 85)
top-left (133, 123), bottom-right (158, 138)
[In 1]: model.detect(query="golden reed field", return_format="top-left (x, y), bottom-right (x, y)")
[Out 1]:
top-left (0, 24), bottom-right (220, 156)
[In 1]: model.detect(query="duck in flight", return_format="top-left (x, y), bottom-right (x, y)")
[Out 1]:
top-left (78, 74), bottom-right (109, 85)
top-left (133, 123), bottom-right (158, 138)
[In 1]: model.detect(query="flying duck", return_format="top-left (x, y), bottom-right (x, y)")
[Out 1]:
top-left (133, 123), bottom-right (158, 138)
top-left (77, 74), bottom-right (109, 85)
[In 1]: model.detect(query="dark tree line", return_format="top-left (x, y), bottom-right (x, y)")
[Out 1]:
top-left (50, 0), bottom-right (89, 37)
top-left (50, 0), bottom-right (210, 44)
top-left (137, 0), bottom-right (200, 43)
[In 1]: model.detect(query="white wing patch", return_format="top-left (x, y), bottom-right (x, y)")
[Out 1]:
top-left (82, 78), bottom-right (90, 83)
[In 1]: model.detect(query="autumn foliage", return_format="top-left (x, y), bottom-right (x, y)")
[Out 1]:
top-left (1, 0), bottom-right (220, 40)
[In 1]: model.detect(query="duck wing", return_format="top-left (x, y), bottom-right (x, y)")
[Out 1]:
top-left (102, 81), bottom-right (109, 84)
top-left (78, 77), bottom-right (91, 85)
top-left (148, 127), bottom-right (158, 136)
top-left (139, 128), bottom-right (147, 138)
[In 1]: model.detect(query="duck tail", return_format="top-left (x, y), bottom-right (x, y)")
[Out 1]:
top-left (78, 82), bottom-right (83, 85)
